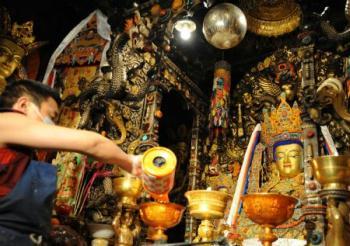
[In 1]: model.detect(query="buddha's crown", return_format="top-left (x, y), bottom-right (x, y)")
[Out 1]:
top-left (261, 93), bottom-right (302, 147)
top-left (0, 7), bottom-right (44, 57)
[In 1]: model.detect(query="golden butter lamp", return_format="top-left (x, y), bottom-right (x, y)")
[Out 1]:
top-left (139, 202), bottom-right (185, 242)
top-left (113, 176), bottom-right (143, 208)
top-left (311, 155), bottom-right (350, 199)
top-left (185, 190), bottom-right (230, 242)
top-left (312, 155), bottom-right (350, 246)
top-left (242, 193), bottom-right (297, 246)
top-left (113, 176), bottom-right (143, 245)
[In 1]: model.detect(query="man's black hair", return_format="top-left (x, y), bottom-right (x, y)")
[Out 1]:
top-left (0, 79), bottom-right (61, 108)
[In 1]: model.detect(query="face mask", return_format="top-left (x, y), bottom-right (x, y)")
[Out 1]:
top-left (30, 102), bottom-right (55, 125)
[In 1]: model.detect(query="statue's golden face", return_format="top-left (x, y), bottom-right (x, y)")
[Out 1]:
top-left (0, 46), bottom-right (22, 78)
top-left (275, 143), bottom-right (302, 178)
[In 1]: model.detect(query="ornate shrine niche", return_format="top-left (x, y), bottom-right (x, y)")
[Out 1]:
top-left (220, 45), bottom-right (350, 242)
top-left (48, 7), bottom-right (210, 244)
top-left (229, 46), bottom-right (350, 156)
top-left (51, 10), bottom-right (158, 222)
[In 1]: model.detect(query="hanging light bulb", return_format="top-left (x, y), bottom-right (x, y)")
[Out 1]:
top-left (180, 29), bottom-right (191, 40)
top-left (173, 0), bottom-right (196, 41)
top-left (174, 17), bottom-right (196, 40)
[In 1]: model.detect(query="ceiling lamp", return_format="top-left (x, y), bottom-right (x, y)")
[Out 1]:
top-left (173, 0), bottom-right (197, 40)
top-left (174, 16), bottom-right (196, 40)
top-left (202, 3), bottom-right (247, 49)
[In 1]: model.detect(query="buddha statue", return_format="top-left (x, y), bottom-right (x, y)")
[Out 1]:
top-left (260, 94), bottom-right (304, 198)
top-left (262, 142), bottom-right (304, 199)
top-left (237, 94), bottom-right (306, 240)
top-left (0, 9), bottom-right (41, 93)
top-left (0, 37), bottom-right (24, 92)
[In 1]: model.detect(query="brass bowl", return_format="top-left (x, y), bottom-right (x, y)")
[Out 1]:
top-left (185, 190), bottom-right (230, 220)
top-left (139, 202), bottom-right (185, 229)
top-left (312, 155), bottom-right (350, 190)
top-left (113, 176), bottom-right (142, 207)
top-left (242, 193), bottom-right (297, 227)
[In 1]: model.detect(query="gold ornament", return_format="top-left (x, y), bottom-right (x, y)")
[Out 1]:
top-left (261, 94), bottom-right (302, 147)
top-left (242, 0), bottom-right (301, 37)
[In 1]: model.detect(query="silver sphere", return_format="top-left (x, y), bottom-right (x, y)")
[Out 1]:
top-left (202, 3), bottom-right (247, 49)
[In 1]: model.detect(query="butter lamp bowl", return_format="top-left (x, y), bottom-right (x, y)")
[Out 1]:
top-left (140, 202), bottom-right (185, 241)
top-left (185, 190), bottom-right (230, 220)
top-left (311, 155), bottom-right (350, 190)
top-left (139, 202), bottom-right (185, 229)
top-left (113, 176), bottom-right (142, 207)
top-left (242, 193), bottom-right (297, 227)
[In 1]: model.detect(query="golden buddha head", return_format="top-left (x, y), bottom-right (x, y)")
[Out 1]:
top-left (273, 141), bottom-right (303, 178)
top-left (0, 8), bottom-right (40, 81)
top-left (261, 94), bottom-right (303, 178)
top-left (0, 37), bottom-right (25, 79)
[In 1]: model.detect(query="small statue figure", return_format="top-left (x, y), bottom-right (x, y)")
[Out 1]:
top-left (193, 220), bottom-right (214, 244)
top-left (208, 143), bottom-right (220, 176)
top-left (113, 209), bottom-right (141, 246)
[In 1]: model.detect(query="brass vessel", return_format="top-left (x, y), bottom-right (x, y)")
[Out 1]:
top-left (185, 190), bottom-right (230, 242)
top-left (113, 176), bottom-right (142, 208)
top-left (311, 155), bottom-right (350, 191)
top-left (312, 155), bottom-right (350, 246)
top-left (185, 190), bottom-right (230, 219)
top-left (242, 193), bottom-right (297, 246)
top-left (139, 202), bottom-right (185, 241)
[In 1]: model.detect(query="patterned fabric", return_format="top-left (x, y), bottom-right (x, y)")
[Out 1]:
top-left (209, 60), bottom-right (231, 140)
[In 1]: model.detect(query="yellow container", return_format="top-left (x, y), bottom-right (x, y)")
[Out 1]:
top-left (142, 147), bottom-right (177, 202)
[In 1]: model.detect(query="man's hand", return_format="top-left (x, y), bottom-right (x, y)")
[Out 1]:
top-left (130, 154), bottom-right (143, 177)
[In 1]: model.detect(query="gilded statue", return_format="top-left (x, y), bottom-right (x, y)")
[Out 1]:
top-left (237, 94), bottom-right (305, 240)
top-left (0, 37), bottom-right (23, 93)
top-left (326, 199), bottom-right (350, 246)
top-left (0, 8), bottom-right (42, 92)
top-left (260, 94), bottom-right (304, 199)
top-left (113, 209), bottom-right (141, 246)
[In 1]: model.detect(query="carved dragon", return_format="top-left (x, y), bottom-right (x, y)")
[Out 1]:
top-left (76, 32), bottom-right (153, 136)
top-left (320, 0), bottom-right (350, 42)
top-left (104, 100), bottom-right (126, 145)
top-left (315, 76), bottom-right (350, 150)
top-left (109, 32), bottom-right (155, 102)
top-left (316, 77), bottom-right (350, 122)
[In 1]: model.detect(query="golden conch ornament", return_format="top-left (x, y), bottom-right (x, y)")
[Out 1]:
top-left (241, 0), bottom-right (301, 37)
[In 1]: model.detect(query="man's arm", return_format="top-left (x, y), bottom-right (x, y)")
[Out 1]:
top-left (0, 113), bottom-right (140, 175)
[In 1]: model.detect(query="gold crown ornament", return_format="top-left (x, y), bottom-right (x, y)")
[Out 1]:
top-left (261, 93), bottom-right (302, 151)
top-left (0, 7), bottom-right (45, 58)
